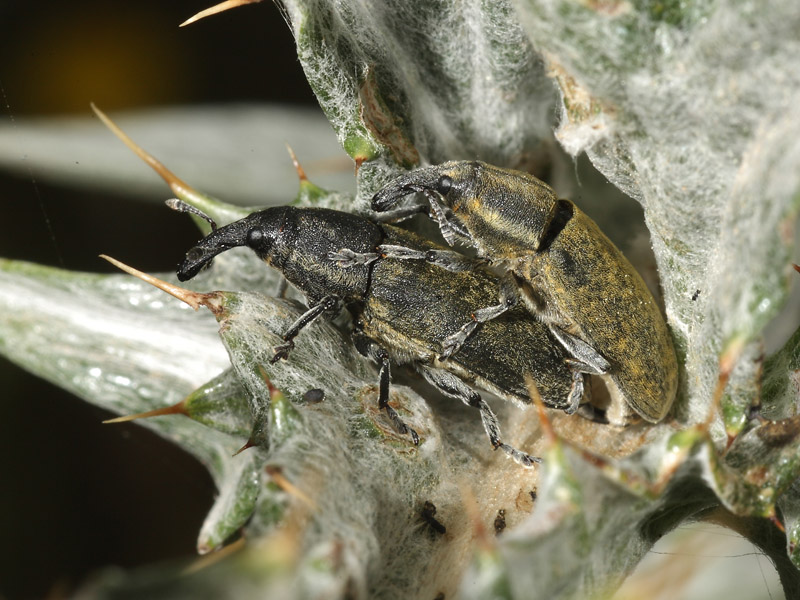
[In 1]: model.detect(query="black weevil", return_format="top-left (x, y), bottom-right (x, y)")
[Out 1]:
top-left (177, 205), bottom-right (585, 467)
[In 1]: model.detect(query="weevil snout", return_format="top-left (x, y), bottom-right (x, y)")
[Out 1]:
top-left (177, 242), bottom-right (223, 281)
top-left (176, 246), bottom-right (213, 281)
top-left (372, 165), bottom-right (449, 210)
top-left (371, 162), bottom-right (477, 214)
top-left (371, 183), bottom-right (422, 212)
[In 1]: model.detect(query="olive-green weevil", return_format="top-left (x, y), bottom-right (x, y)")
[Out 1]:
top-left (175, 204), bottom-right (586, 466)
top-left (371, 161), bottom-right (678, 424)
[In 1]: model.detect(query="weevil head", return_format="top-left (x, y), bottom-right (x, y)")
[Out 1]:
top-left (177, 207), bottom-right (289, 281)
top-left (371, 161), bottom-right (476, 212)
top-left (374, 161), bottom-right (562, 257)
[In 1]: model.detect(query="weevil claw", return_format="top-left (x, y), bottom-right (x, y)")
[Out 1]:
top-left (270, 341), bottom-right (294, 363)
top-left (497, 442), bottom-right (542, 467)
top-left (328, 248), bottom-right (380, 268)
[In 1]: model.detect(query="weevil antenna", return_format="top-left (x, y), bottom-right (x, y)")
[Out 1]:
top-left (165, 198), bottom-right (218, 231)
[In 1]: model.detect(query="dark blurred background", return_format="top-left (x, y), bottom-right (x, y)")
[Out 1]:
top-left (0, 1), bottom-right (317, 597)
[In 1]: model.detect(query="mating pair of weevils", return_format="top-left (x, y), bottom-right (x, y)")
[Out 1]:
top-left (177, 161), bottom-right (678, 467)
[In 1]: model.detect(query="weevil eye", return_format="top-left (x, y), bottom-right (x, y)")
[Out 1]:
top-left (247, 227), bottom-right (265, 248)
top-left (436, 175), bottom-right (453, 195)
top-left (186, 247), bottom-right (206, 263)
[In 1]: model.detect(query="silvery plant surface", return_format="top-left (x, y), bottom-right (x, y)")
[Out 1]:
top-left (1, 0), bottom-right (800, 598)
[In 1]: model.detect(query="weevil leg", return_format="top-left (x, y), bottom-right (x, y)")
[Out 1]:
top-left (563, 371), bottom-right (585, 415)
top-left (374, 245), bottom-right (427, 261)
top-left (419, 366), bottom-right (540, 467)
top-left (420, 189), bottom-right (473, 245)
top-left (423, 190), bottom-right (460, 247)
top-left (371, 203), bottom-right (428, 223)
top-left (439, 302), bottom-right (505, 359)
top-left (328, 248), bottom-right (380, 268)
top-left (333, 244), bottom-right (479, 274)
top-left (271, 295), bottom-right (341, 363)
top-left (551, 326), bottom-right (611, 375)
top-left (376, 349), bottom-right (420, 445)
top-left (351, 333), bottom-right (419, 444)
top-left (377, 245), bottom-right (476, 272)
top-left (165, 198), bottom-right (218, 231)
top-left (423, 249), bottom-right (478, 272)
top-left (440, 276), bottom-right (519, 359)
top-left (439, 320), bottom-right (480, 359)
top-left (331, 245), bottom-right (432, 267)
top-left (446, 215), bottom-right (472, 239)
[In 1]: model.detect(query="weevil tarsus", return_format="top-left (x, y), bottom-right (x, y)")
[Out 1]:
top-left (439, 275), bottom-right (520, 358)
top-left (419, 365), bottom-right (540, 467)
top-left (423, 192), bottom-right (475, 246)
top-left (425, 190), bottom-right (460, 246)
top-left (328, 248), bottom-right (380, 268)
top-left (270, 294), bottom-right (341, 363)
top-left (439, 300), bottom-right (509, 360)
top-left (552, 327), bottom-right (611, 375)
top-left (438, 319), bottom-right (480, 360)
top-left (370, 203), bottom-right (429, 224)
top-left (565, 371), bottom-right (586, 415)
